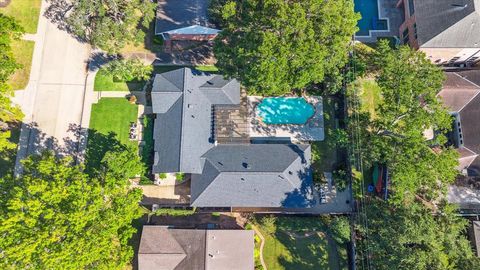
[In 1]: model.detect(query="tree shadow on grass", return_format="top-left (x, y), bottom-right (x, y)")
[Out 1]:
top-left (85, 129), bottom-right (126, 176)
top-left (258, 215), bottom-right (343, 270)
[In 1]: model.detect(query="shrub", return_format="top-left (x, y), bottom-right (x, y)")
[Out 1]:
top-left (176, 172), bottom-right (185, 181)
top-left (330, 216), bottom-right (351, 244)
top-left (159, 173), bottom-right (167, 179)
top-left (104, 59), bottom-right (153, 82)
top-left (260, 215), bottom-right (277, 236)
top-left (333, 168), bottom-right (349, 192)
top-left (139, 176), bottom-right (153, 185)
top-left (153, 35), bottom-right (164, 45)
top-left (154, 208), bottom-right (196, 216)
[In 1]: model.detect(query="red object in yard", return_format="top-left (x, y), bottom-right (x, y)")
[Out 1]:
top-left (375, 166), bottom-right (384, 194)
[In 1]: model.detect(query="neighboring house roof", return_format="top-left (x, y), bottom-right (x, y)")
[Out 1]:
top-left (155, 0), bottom-right (220, 36)
top-left (439, 70), bottom-right (480, 175)
top-left (191, 144), bottom-right (315, 208)
top-left (152, 68), bottom-right (240, 174)
top-left (138, 226), bottom-right (254, 270)
top-left (414, 0), bottom-right (480, 48)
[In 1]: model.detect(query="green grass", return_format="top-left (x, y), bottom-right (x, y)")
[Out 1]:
top-left (0, 0), bottom-right (42, 33)
top-left (255, 216), bottom-right (348, 270)
top-left (8, 39), bottom-right (34, 90)
top-left (194, 65), bottom-right (218, 72)
top-left (311, 97), bottom-right (337, 181)
top-left (357, 77), bottom-right (382, 119)
top-left (89, 98), bottom-right (138, 146)
top-left (94, 69), bottom-right (146, 92)
top-left (141, 115), bottom-right (154, 176)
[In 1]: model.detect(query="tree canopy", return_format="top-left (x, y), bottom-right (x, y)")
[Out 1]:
top-left (52, 0), bottom-right (156, 53)
top-left (0, 14), bottom-right (24, 151)
top-left (213, 0), bottom-right (359, 95)
top-left (353, 40), bottom-right (458, 204)
top-left (0, 151), bottom-right (144, 269)
top-left (357, 200), bottom-right (480, 270)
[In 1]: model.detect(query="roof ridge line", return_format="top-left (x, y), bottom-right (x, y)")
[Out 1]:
top-left (178, 68), bottom-right (188, 171)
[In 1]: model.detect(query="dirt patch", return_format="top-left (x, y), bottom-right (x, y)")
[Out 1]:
top-left (0, 0), bottom-right (11, 8)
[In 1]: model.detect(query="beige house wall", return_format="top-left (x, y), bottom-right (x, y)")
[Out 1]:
top-left (419, 48), bottom-right (480, 65)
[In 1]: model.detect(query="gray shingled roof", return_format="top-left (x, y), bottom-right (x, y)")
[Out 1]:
top-left (439, 70), bottom-right (480, 176)
top-left (152, 68), bottom-right (240, 174)
top-left (415, 0), bottom-right (480, 48)
top-left (138, 226), bottom-right (253, 270)
top-left (155, 0), bottom-right (219, 35)
top-left (191, 144), bottom-right (315, 208)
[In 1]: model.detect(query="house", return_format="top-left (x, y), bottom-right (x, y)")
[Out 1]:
top-left (438, 69), bottom-right (480, 209)
top-left (155, 0), bottom-right (220, 47)
top-left (438, 69), bottom-right (480, 176)
top-left (138, 226), bottom-right (254, 270)
top-left (152, 68), bottom-right (315, 209)
top-left (397, 0), bottom-right (480, 66)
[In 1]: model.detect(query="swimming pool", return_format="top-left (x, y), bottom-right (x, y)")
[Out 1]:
top-left (355, 0), bottom-right (388, 37)
top-left (256, 97), bottom-right (315, 125)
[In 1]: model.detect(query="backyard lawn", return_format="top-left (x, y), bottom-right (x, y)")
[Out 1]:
top-left (0, 0), bottom-right (42, 33)
top-left (311, 97), bottom-right (337, 179)
top-left (357, 77), bottom-right (382, 119)
top-left (8, 39), bottom-right (35, 90)
top-left (254, 216), bottom-right (349, 270)
top-left (89, 98), bottom-right (138, 146)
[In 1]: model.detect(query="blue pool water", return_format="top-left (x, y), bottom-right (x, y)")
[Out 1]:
top-left (256, 97), bottom-right (315, 125)
top-left (355, 0), bottom-right (388, 36)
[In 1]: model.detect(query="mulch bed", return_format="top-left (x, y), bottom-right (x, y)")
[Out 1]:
top-left (0, 0), bottom-right (11, 8)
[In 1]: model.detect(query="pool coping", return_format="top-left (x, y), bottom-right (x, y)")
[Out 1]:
top-left (354, 0), bottom-right (391, 39)
top-left (254, 96), bottom-right (317, 126)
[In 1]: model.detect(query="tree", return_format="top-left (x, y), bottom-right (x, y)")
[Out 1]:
top-left (357, 200), bottom-right (480, 270)
top-left (353, 41), bottom-right (458, 204)
top-left (53, 0), bottom-right (156, 53)
top-left (0, 14), bottom-right (24, 151)
top-left (104, 59), bottom-right (153, 82)
top-left (0, 151), bottom-right (143, 269)
top-left (213, 0), bottom-right (359, 95)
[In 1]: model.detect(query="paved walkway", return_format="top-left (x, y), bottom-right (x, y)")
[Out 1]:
top-left (14, 0), bottom-right (91, 175)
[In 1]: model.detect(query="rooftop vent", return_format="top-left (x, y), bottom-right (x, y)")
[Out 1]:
top-left (242, 162), bottom-right (251, 169)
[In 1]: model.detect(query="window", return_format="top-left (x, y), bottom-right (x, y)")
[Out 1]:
top-left (408, 0), bottom-right (415, 16)
top-left (403, 28), bottom-right (410, 44)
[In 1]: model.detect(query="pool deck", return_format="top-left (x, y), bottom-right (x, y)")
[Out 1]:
top-left (247, 96), bottom-right (325, 142)
top-left (355, 0), bottom-right (403, 43)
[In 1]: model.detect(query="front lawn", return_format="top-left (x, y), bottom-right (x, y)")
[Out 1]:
top-left (311, 97), bottom-right (337, 179)
top-left (0, 0), bottom-right (42, 33)
top-left (89, 98), bottom-right (138, 146)
top-left (254, 216), bottom-right (349, 270)
top-left (94, 69), bottom-right (146, 92)
top-left (8, 39), bottom-right (35, 90)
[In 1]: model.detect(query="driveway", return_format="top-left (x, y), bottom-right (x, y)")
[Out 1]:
top-left (14, 0), bottom-right (91, 175)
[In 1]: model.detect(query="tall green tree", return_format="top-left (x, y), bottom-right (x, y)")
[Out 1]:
top-left (56, 0), bottom-right (156, 53)
top-left (353, 41), bottom-right (458, 204)
top-left (213, 0), bottom-right (359, 95)
top-left (0, 14), bottom-right (24, 151)
top-left (357, 200), bottom-right (480, 270)
top-left (0, 151), bottom-right (144, 269)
